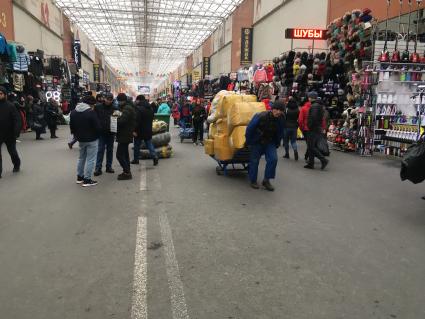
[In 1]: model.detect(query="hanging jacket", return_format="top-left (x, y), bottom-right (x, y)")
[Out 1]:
top-left (266, 65), bottom-right (274, 82)
top-left (7, 44), bottom-right (17, 63)
top-left (13, 46), bottom-right (30, 72)
top-left (253, 68), bottom-right (267, 84)
top-left (0, 33), bottom-right (8, 56)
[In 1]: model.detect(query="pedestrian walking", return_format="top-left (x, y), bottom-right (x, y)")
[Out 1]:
top-left (245, 100), bottom-right (285, 191)
top-left (0, 86), bottom-right (21, 178)
top-left (192, 102), bottom-right (206, 145)
top-left (298, 95), bottom-right (312, 162)
top-left (115, 93), bottom-right (137, 180)
top-left (283, 96), bottom-right (300, 160)
top-left (70, 95), bottom-right (101, 187)
top-left (45, 99), bottom-right (59, 138)
top-left (132, 95), bottom-right (159, 166)
top-left (94, 92), bottom-right (115, 176)
top-left (304, 92), bottom-right (329, 170)
top-left (32, 98), bottom-right (47, 140)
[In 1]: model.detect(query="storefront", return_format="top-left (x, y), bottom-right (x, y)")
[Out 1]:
top-left (12, 0), bottom-right (64, 56)
top-left (252, 0), bottom-right (328, 62)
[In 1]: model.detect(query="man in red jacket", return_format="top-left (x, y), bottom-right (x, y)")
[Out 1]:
top-left (298, 94), bottom-right (313, 161)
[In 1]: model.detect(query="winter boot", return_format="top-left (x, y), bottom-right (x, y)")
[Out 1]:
top-left (294, 151), bottom-right (299, 161)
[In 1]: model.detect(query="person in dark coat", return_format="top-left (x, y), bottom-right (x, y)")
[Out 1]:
top-left (116, 93), bottom-right (137, 180)
top-left (94, 92), bottom-right (115, 176)
top-left (132, 95), bottom-right (158, 166)
top-left (283, 96), bottom-right (300, 160)
top-left (245, 101), bottom-right (285, 191)
top-left (305, 93), bottom-right (329, 170)
top-left (70, 95), bottom-right (101, 187)
top-left (0, 86), bottom-right (21, 178)
top-left (45, 99), bottom-right (59, 138)
top-left (31, 98), bottom-right (47, 140)
top-left (192, 102), bottom-right (206, 145)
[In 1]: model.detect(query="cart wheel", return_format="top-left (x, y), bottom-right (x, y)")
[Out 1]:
top-left (216, 166), bottom-right (222, 175)
top-left (180, 137), bottom-right (184, 143)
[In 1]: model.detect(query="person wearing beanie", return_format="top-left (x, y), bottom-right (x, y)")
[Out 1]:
top-left (0, 86), bottom-right (22, 178)
top-left (115, 93), bottom-right (136, 180)
top-left (283, 96), bottom-right (300, 160)
top-left (305, 92), bottom-right (329, 170)
top-left (245, 100), bottom-right (285, 191)
top-left (94, 92), bottom-right (116, 176)
top-left (70, 95), bottom-right (101, 187)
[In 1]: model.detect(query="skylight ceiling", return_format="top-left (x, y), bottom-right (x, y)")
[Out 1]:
top-left (55, 0), bottom-right (243, 87)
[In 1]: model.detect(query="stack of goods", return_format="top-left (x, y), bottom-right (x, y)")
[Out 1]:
top-left (205, 91), bottom-right (265, 160)
top-left (139, 120), bottom-right (173, 159)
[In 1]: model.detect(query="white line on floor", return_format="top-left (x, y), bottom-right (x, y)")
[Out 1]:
top-left (159, 207), bottom-right (190, 319)
top-left (140, 161), bottom-right (147, 191)
top-left (131, 215), bottom-right (148, 319)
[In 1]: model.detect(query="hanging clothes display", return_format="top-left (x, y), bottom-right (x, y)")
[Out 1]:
top-left (13, 46), bottom-right (30, 72)
top-left (12, 73), bottom-right (25, 92)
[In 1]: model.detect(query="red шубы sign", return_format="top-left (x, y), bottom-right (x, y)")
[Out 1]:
top-left (285, 28), bottom-right (327, 40)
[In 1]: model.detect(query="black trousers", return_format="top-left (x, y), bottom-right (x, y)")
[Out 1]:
top-left (48, 124), bottom-right (57, 137)
top-left (193, 121), bottom-right (204, 143)
top-left (0, 139), bottom-right (21, 176)
top-left (307, 131), bottom-right (326, 166)
top-left (303, 131), bottom-right (310, 159)
top-left (116, 143), bottom-right (130, 173)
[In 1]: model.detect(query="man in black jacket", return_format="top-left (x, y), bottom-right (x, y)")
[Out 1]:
top-left (70, 95), bottom-right (101, 187)
top-left (132, 95), bottom-right (158, 166)
top-left (283, 97), bottom-right (300, 160)
top-left (192, 102), bottom-right (207, 146)
top-left (94, 92), bottom-right (115, 176)
top-left (305, 97), bottom-right (329, 170)
top-left (0, 86), bottom-right (21, 178)
top-left (116, 93), bottom-right (136, 180)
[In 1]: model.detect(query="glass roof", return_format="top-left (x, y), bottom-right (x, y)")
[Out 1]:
top-left (54, 0), bottom-right (243, 88)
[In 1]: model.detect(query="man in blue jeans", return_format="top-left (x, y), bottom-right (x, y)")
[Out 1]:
top-left (132, 95), bottom-right (159, 166)
top-left (245, 101), bottom-right (284, 191)
top-left (70, 95), bottom-right (101, 187)
top-left (94, 93), bottom-right (115, 176)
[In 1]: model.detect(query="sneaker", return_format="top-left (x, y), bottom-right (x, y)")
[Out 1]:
top-left (262, 180), bottom-right (275, 192)
top-left (199, 141), bottom-right (204, 146)
top-left (16, 139), bottom-right (21, 143)
top-left (131, 160), bottom-right (140, 165)
top-left (82, 179), bottom-right (98, 187)
top-left (76, 175), bottom-right (84, 184)
top-left (153, 158), bottom-right (159, 166)
top-left (36, 137), bottom-right (44, 140)
top-left (94, 170), bottom-right (102, 176)
top-left (321, 159), bottom-right (329, 170)
top-left (193, 142), bottom-right (198, 146)
top-left (250, 182), bottom-right (260, 189)
top-left (304, 164), bottom-right (314, 169)
top-left (106, 168), bottom-right (115, 174)
top-left (117, 172), bottom-right (132, 180)
top-left (12, 166), bottom-right (20, 173)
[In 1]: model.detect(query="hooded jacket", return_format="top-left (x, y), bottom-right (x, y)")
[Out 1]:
top-left (285, 99), bottom-right (300, 129)
top-left (157, 102), bottom-right (171, 115)
top-left (117, 103), bottom-right (137, 144)
top-left (0, 98), bottom-right (21, 141)
top-left (13, 46), bottom-right (30, 72)
top-left (70, 103), bottom-right (101, 142)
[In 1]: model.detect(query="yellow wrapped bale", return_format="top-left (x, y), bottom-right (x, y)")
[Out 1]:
top-left (216, 118), bottom-right (229, 136)
top-left (218, 94), bottom-right (258, 119)
top-left (243, 95), bottom-right (258, 103)
top-left (229, 126), bottom-right (247, 150)
top-left (228, 102), bottom-right (266, 133)
top-left (209, 123), bottom-right (217, 139)
top-left (204, 139), bottom-right (215, 155)
top-left (214, 134), bottom-right (234, 161)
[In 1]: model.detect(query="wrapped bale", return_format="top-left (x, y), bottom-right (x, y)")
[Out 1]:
top-left (216, 118), bottom-right (229, 137)
top-left (214, 134), bottom-right (234, 161)
top-left (227, 102), bottom-right (266, 133)
top-left (152, 120), bottom-right (168, 135)
top-left (208, 90), bottom-right (234, 123)
top-left (204, 139), bottom-right (215, 155)
top-left (218, 94), bottom-right (258, 119)
top-left (209, 123), bottom-right (217, 139)
top-left (142, 132), bottom-right (171, 149)
top-left (229, 126), bottom-right (247, 150)
top-left (140, 145), bottom-right (173, 159)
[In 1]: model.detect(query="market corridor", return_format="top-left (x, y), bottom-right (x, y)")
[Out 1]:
top-left (0, 130), bottom-right (424, 319)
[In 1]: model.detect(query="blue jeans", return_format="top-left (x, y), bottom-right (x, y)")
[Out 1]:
top-left (248, 143), bottom-right (278, 183)
top-left (283, 128), bottom-right (298, 153)
top-left (96, 134), bottom-right (115, 171)
top-left (133, 137), bottom-right (157, 161)
top-left (77, 140), bottom-right (99, 179)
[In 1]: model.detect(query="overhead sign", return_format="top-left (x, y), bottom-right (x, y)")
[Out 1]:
top-left (73, 40), bottom-right (81, 69)
top-left (93, 64), bottom-right (100, 82)
top-left (138, 86), bottom-right (151, 94)
top-left (0, 1), bottom-right (14, 40)
top-left (192, 69), bottom-right (201, 82)
top-left (240, 28), bottom-right (253, 65)
top-left (285, 28), bottom-right (327, 40)
top-left (202, 57), bottom-right (210, 78)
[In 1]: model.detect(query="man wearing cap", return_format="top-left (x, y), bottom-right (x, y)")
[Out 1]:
top-left (305, 93), bottom-right (329, 170)
top-left (245, 100), bottom-right (285, 191)
top-left (70, 95), bottom-right (101, 187)
top-left (115, 93), bottom-right (137, 180)
top-left (94, 92), bottom-right (116, 176)
top-left (0, 86), bottom-right (21, 178)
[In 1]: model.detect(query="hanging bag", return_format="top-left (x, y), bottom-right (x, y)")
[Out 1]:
top-left (316, 134), bottom-right (330, 157)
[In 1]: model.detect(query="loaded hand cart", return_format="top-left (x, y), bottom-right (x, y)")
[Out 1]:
top-left (211, 147), bottom-right (251, 176)
top-left (179, 120), bottom-right (194, 143)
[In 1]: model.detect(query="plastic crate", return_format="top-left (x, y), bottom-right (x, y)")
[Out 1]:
top-left (154, 114), bottom-right (170, 132)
